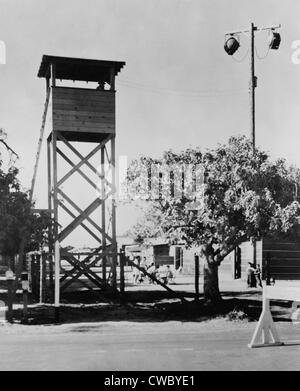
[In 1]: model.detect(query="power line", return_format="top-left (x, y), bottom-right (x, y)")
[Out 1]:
top-left (118, 79), bottom-right (247, 98)
top-left (232, 48), bottom-right (250, 63)
top-left (255, 44), bottom-right (270, 60)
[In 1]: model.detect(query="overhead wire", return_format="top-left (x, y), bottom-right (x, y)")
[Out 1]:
top-left (232, 48), bottom-right (250, 63)
top-left (255, 44), bottom-right (270, 60)
top-left (118, 78), bottom-right (247, 99)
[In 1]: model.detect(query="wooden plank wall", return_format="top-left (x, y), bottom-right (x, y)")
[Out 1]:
top-left (52, 87), bottom-right (115, 134)
top-left (153, 244), bottom-right (170, 265)
top-left (155, 255), bottom-right (174, 266)
top-left (262, 238), bottom-right (300, 280)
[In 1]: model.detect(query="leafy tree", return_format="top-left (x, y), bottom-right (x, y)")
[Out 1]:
top-left (127, 136), bottom-right (300, 303)
top-left (126, 205), bottom-right (163, 244)
top-left (0, 162), bottom-right (53, 260)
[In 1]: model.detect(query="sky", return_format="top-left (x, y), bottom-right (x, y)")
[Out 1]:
top-left (0, 0), bottom-right (300, 246)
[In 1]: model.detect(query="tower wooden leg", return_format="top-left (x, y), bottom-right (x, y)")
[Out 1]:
top-left (54, 240), bottom-right (60, 323)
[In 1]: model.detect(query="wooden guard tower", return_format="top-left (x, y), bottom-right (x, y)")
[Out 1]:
top-left (37, 55), bottom-right (125, 320)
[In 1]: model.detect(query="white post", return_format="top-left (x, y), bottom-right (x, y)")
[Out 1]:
top-left (262, 286), bottom-right (270, 344)
top-left (39, 252), bottom-right (43, 304)
top-left (248, 282), bottom-right (283, 347)
top-left (54, 241), bottom-right (60, 320)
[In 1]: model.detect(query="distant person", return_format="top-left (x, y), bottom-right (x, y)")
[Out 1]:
top-left (246, 262), bottom-right (256, 288)
top-left (153, 265), bottom-right (161, 282)
top-left (254, 265), bottom-right (262, 288)
top-left (147, 263), bottom-right (161, 283)
top-left (147, 262), bottom-right (155, 274)
top-left (135, 256), bottom-right (146, 284)
top-left (176, 266), bottom-right (183, 275)
top-left (147, 262), bottom-right (156, 283)
top-left (140, 256), bottom-right (147, 271)
top-left (132, 256), bottom-right (140, 284)
top-left (159, 265), bottom-right (168, 284)
top-left (134, 268), bottom-right (141, 284)
top-left (166, 265), bottom-right (174, 284)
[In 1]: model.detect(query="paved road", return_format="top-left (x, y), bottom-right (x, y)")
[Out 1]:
top-left (0, 319), bottom-right (300, 371)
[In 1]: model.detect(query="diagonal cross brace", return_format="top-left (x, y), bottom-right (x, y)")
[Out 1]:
top-left (62, 267), bottom-right (103, 292)
top-left (56, 132), bottom-right (114, 190)
top-left (61, 254), bottom-right (118, 293)
top-left (58, 190), bottom-right (113, 242)
top-left (60, 246), bottom-right (104, 284)
top-left (57, 131), bottom-right (102, 175)
top-left (60, 256), bottom-right (103, 291)
top-left (61, 268), bottom-right (111, 302)
top-left (57, 188), bottom-right (113, 243)
top-left (61, 263), bottom-right (104, 291)
top-left (58, 199), bottom-right (102, 244)
top-left (126, 257), bottom-right (188, 303)
top-left (60, 249), bottom-right (115, 291)
top-left (56, 147), bottom-right (97, 189)
top-left (60, 254), bottom-right (101, 286)
top-left (56, 138), bottom-right (104, 186)
top-left (30, 87), bottom-right (51, 202)
top-left (60, 249), bottom-right (115, 286)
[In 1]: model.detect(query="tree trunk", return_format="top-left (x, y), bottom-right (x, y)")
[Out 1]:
top-left (203, 257), bottom-right (222, 304)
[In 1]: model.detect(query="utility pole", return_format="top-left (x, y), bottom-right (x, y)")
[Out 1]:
top-left (224, 22), bottom-right (281, 272)
top-left (251, 18), bottom-right (257, 269)
top-left (250, 22), bottom-right (256, 154)
top-left (224, 23), bottom-right (281, 154)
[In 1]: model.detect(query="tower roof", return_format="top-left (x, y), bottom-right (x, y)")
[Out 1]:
top-left (37, 55), bottom-right (125, 82)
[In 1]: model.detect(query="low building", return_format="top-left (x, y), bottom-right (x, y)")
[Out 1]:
top-left (240, 238), bottom-right (300, 280)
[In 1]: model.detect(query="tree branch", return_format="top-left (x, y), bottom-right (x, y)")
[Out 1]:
top-left (0, 139), bottom-right (19, 159)
top-left (215, 234), bottom-right (248, 265)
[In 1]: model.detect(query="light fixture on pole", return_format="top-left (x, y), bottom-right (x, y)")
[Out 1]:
top-left (224, 35), bottom-right (240, 55)
top-left (268, 30), bottom-right (281, 50)
top-left (224, 23), bottom-right (281, 152)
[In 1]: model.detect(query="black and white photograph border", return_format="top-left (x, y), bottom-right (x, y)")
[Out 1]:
top-left (0, 0), bottom-right (300, 376)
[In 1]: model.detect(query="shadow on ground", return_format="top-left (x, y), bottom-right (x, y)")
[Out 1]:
top-left (5, 288), bottom-right (296, 325)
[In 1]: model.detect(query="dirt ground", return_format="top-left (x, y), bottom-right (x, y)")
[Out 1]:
top-left (0, 277), bottom-right (299, 371)
top-left (0, 318), bottom-right (300, 371)
top-left (0, 276), bottom-right (298, 325)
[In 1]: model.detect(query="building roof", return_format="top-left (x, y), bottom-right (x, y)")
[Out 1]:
top-left (125, 245), bottom-right (142, 252)
top-left (37, 55), bottom-right (126, 82)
